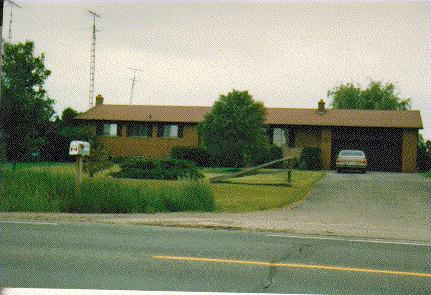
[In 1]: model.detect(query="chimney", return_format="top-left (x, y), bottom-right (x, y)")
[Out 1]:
top-left (95, 94), bottom-right (104, 106)
top-left (318, 99), bottom-right (326, 113)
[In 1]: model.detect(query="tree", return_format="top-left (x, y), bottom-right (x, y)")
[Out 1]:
top-left (0, 41), bottom-right (54, 162)
top-left (40, 107), bottom-right (91, 162)
top-left (417, 134), bottom-right (431, 172)
top-left (328, 80), bottom-right (411, 110)
top-left (61, 107), bottom-right (80, 127)
top-left (200, 90), bottom-right (269, 167)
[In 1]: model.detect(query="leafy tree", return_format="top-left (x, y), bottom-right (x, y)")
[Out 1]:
top-left (328, 80), bottom-right (411, 110)
top-left (417, 134), bottom-right (431, 172)
top-left (200, 90), bottom-right (269, 167)
top-left (40, 107), bottom-right (91, 162)
top-left (0, 41), bottom-right (54, 162)
top-left (61, 107), bottom-right (80, 127)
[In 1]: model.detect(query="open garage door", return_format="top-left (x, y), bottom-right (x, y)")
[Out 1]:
top-left (331, 127), bottom-right (403, 172)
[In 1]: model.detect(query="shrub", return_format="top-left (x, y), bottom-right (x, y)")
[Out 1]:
top-left (171, 146), bottom-right (213, 167)
top-left (0, 167), bottom-right (214, 213)
top-left (253, 145), bottom-right (285, 168)
top-left (83, 135), bottom-right (113, 177)
top-left (111, 158), bottom-right (204, 180)
top-left (417, 138), bottom-right (431, 172)
top-left (0, 131), bottom-right (6, 163)
top-left (110, 156), bottom-right (129, 164)
top-left (417, 148), bottom-right (431, 172)
top-left (299, 147), bottom-right (322, 170)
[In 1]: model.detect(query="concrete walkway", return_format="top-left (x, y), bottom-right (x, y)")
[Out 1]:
top-left (2, 172), bottom-right (430, 242)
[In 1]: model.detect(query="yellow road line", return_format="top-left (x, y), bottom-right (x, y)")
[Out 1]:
top-left (152, 255), bottom-right (431, 278)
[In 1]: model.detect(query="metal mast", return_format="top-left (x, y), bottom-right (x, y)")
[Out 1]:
top-left (7, 0), bottom-right (22, 42)
top-left (88, 10), bottom-right (101, 109)
top-left (127, 68), bottom-right (144, 105)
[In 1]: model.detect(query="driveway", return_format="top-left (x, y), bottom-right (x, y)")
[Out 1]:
top-left (261, 172), bottom-right (431, 240)
top-left (2, 172), bottom-right (430, 241)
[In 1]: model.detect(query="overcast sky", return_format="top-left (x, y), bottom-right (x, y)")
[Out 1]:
top-left (3, 0), bottom-right (431, 138)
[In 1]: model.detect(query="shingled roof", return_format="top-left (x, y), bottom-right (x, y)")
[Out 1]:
top-left (76, 104), bottom-right (423, 129)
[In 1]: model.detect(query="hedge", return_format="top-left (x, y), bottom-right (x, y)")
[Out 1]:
top-left (298, 147), bottom-right (322, 170)
top-left (111, 157), bottom-right (204, 180)
top-left (171, 146), bottom-right (213, 167)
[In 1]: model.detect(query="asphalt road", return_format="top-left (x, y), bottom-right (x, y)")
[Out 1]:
top-left (1, 221), bottom-right (430, 294)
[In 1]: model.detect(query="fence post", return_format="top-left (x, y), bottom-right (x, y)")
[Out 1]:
top-left (286, 158), bottom-right (292, 187)
top-left (76, 156), bottom-right (83, 195)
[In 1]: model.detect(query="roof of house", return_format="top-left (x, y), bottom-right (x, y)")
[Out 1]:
top-left (76, 104), bottom-right (423, 129)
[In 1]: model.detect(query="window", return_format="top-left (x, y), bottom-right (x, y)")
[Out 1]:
top-left (127, 123), bottom-right (152, 137)
top-left (272, 128), bottom-right (289, 147)
top-left (99, 123), bottom-right (118, 137)
top-left (157, 124), bottom-right (183, 138)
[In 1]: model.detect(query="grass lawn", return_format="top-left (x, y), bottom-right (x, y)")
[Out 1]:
top-left (3, 162), bottom-right (325, 213)
top-left (210, 171), bottom-right (324, 212)
top-left (1, 162), bottom-right (72, 169)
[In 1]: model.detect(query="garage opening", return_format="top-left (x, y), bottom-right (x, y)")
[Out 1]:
top-left (331, 127), bottom-right (403, 172)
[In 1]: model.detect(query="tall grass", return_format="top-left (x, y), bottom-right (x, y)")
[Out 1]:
top-left (0, 168), bottom-right (214, 213)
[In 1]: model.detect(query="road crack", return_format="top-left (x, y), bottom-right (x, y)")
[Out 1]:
top-left (262, 244), bottom-right (310, 292)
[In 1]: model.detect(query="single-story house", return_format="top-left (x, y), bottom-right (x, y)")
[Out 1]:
top-left (76, 96), bottom-right (423, 172)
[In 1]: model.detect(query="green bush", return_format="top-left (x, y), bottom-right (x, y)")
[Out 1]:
top-left (0, 167), bottom-right (214, 213)
top-left (171, 146), bottom-right (213, 167)
top-left (109, 156), bottom-right (129, 164)
top-left (249, 144), bottom-right (285, 168)
top-left (417, 135), bottom-right (431, 172)
top-left (299, 147), bottom-right (322, 170)
top-left (0, 131), bottom-right (6, 163)
top-left (111, 158), bottom-right (204, 180)
top-left (83, 135), bottom-right (112, 177)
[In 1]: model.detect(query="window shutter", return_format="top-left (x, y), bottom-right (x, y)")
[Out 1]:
top-left (178, 125), bottom-right (184, 138)
top-left (97, 123), bottom-right (103, 136)
top-left (146, 124), bottom-right (153, 137)
top-left (289, 129), bottom-right (295, 148)
top-left (157, 124), bottom-right (164, 137)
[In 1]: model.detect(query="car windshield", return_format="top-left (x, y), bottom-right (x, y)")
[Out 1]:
top-left (339, 150), bottom-right (365, 157)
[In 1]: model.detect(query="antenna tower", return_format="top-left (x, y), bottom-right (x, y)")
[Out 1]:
top-left (7, 0), bottom-right (22, 42)
top-left (128, 68), bottom-right (144, 105)
top-left (88, 10), bottom-right (101, 109)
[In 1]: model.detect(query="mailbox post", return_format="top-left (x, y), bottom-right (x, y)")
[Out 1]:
top-left (69, 141), bottom-right (90, 194)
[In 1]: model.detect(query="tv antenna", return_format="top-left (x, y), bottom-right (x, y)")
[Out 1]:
top-left (88, 10), bottom-right (101, 109)
top-left (6, 0), bottom-right (22, 42)
top-left (127, 68), bottom-right (144, 105)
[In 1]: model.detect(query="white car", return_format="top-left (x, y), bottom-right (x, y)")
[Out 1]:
top-left (336, 150), bottom-right (367, 173)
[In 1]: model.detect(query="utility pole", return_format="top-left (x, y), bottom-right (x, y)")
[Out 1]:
top-left (127, 68), bottom-right (144, 105)
top-left (1, 0), bottom-right (5, 161)
top-left (88, 10), bottom-right (101, 109)
top-left (6, 0), bottom-right (21, 42)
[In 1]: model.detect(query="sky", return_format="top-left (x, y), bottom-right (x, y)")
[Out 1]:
top-left (2, 0), bottom-right (431, 138)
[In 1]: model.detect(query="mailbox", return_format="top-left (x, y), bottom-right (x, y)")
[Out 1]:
top-left (69, 141), bottom-right (90, 156)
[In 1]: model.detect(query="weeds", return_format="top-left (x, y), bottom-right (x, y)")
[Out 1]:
top-left (0, 167), bottom-right (214, 213)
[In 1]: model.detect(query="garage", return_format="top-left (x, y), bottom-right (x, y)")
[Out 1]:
top-left (331, 127), bottom-right (403, 172)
